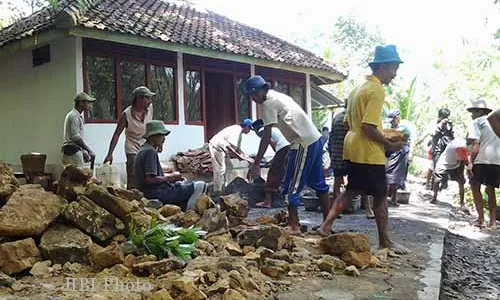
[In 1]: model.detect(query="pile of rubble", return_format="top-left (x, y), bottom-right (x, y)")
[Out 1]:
top-left (0, 163), bottom-right (388, 299)
top-left (172, 147), bottom-right (212, 175)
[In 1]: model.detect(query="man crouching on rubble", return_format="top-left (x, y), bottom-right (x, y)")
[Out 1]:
top-left (135, 120), bottom-right (210, 210)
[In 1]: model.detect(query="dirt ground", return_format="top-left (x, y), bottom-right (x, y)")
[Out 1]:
top-left (0, 176), bottom-right (459, 300)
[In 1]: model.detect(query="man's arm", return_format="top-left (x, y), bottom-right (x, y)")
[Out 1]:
top-left (104, 113), bottom-right (127, 163)
top-left (247, 125), bottom-right (272, 179)
top-left (488, 109), bottom-right (500, 138)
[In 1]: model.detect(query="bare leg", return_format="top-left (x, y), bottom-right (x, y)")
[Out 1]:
top-left (388, 184), bottom-right (399, 206)
top-left (471, 183), bottom-right (485, 227)
top-left (333, 176), bottom-right (343, 199)
top-left (286, 205), bottom-right (301, 235)
top-left (373, 195), bottom-right (409, 254)
top-left (256, 191), bottom-right (273, 208)
top-left (458, 182), bottom-right (465, 208)
top-left (431, 179), bottom-right (440, 203)
top-left (362, 195), bottom-right (375, 218)
top-left (318, 190), bottom-right (356, 236)
top-left (486, 186), bottom-right (496, 228)
top-left (319, 192), bottom-right (330, 220)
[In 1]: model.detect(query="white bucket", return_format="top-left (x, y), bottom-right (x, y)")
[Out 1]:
top-left (94, 163), bottom-right (123, 188)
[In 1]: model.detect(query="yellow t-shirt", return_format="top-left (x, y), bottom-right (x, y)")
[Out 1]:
top-left (343, 75), bottom-right (386, 165)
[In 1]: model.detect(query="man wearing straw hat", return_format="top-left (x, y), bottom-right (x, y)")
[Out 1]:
top-left (318, 45), bottom-right (408, 254)
top-left (135, 120), bottom-right (210, 210)
top-left (467, 99), bottom-right (500, 228)
top-left (61, 92), bottom-right (96, 167)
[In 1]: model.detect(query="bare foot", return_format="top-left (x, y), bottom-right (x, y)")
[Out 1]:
top-left (255, 201), bottom-right (272, 208)
top-left (316, 226), bottom-right (331, 237)
top-left (389, 201), bottom-right (400, 207)
top-left (366, 210), bottom-right (375, 219)
top-left (430, 200), bottom-right (438, 204)
top-left (285, 226), bottom-right (303, 236)
top-left (471, 219), bottom-right (486, 228)
top-left (489, 222), bottom-right (497, 230)
top-left (381, 243), bottom-right (410, 255)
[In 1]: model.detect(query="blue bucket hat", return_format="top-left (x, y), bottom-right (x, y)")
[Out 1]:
top-left (240, 118), bottom-right (253, 128)
top-left (245, 75), bottom-right (270, 96)
top-left (387, 109), bottom-right (401, 119)
top-left (369, 45), bottom-right (403, 67)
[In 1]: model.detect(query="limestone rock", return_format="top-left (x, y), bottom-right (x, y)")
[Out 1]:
top-left (237, 225), bottom-right (293, 251)
top-left (89, 242), bottom-right (124, 270)
top-left (226, 242), bottom-right (243, 256)
top-left (344, 265), bottom-right (360, 277)
top-left (242, 246), bottom-right (255, 254)
top-left (289, 263), bottom-right (307, 273)
top-left (272, 249), bottom-right (293, 263)
top-left (227, 215), bottom-right (246, 227)
top-left (150, 289), bottom-right (174, 300)
top-left (223, 289), bottom-right (246, 300)
top-left (178, 210), bottom-right (201, 227)
top-left (0, 238), bottom-right (41, 275)
top-left (0, 186), bottom-right (67, 237)
top-left (86, 184), bottom-right (138, 220)
top-left (29, 260), bottom-right (52, 277)
top-left (196, 240), bottom-right (215, 255)
top-left (132, 259), bottom-right (174, 276)
top-left (220, 194), bottom-right (249, 218)
top-left (255, 215), bottom-right (276, 225)
top-left (274, 210), bottom-right (289, 224)
top-left (206, 278), bottom-right (230, 296)
top-left (341, 251), bottom-right (372, 268)
top-left (125, 211), bottom-right (152, 232)
top-left (159, 204), bottom-right (183, 218)
top-left (319, 232), bottom-right (370, 256)
top-left (123, 254), bottom-right (137, 268)
top-left (99, 264), bottom-right (130, 277)
top-left (196, 208), bottom-right (228, 233)
top-left (57, 165), bottom-right (93, 201)
top-left (204, 271), bottom-right (217, 285)
top-left (39, 224), bottom-right (92, 264)
top-left (186, 256), bottom-right (219, 272)
top-left (63, 262), bottom-right (83, 273)
top-left (0, 162), bottom-right (17, 205)
top-left (171, 276), bottom-right (208, 300)
top-left (195, 194), bottom-right (215, 215)
top-left (107, 187), bottom-right (143, 202)
top-left (63, 195), bottom-right (124, 243)
top-left (260, 258), bottom-right (289, 278)
top-left (316, 255), bottom-right (346, 272)
top-left (370, 255), bottom-right (382, 268)
top-left (0, 271), bottom-right (15, 287)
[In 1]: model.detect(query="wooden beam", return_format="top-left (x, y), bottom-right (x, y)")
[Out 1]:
top-left (68, 27), bottom-right (345, 83)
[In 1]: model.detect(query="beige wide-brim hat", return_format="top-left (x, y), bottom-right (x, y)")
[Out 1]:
top-left (467, 99), bottom-right (492, 113)
top-left (74, 92), bottom-right (96, 102)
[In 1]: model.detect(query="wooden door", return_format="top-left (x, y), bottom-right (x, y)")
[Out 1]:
top-left (205, 72), bottom-right (236, 140)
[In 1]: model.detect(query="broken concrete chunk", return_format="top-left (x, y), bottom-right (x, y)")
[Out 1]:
top-left (319, 232), bottom-right (370, 256)
top-left (220, 194), bottom-right (249, 218)
top-left (341, 251), bottom-right (372, 268)
top-left (39, 224), bottom-right (92, 264)
top-left (344, 265), bottom-right (360, 277)
top-left (0, 186), bottom-right (67, 237)
top-left (237, 225), bottom-right (293, 251)
top-left (85, 184), bottom-right (138, 220)
top-left (63, 195), bottom-right (124, 243)
top-left (0, 238), bottom-right (42, 275)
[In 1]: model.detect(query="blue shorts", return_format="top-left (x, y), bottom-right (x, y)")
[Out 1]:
top-left (281, 138), bottom-right (329, 207)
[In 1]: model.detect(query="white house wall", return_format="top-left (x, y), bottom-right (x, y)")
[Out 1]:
top-left (0, 36), bottom-right (79, 175)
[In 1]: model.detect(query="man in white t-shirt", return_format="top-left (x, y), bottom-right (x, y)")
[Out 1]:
top-left (252, 119), bottom-right (291, 208)
top-left (467, 100), bottom-right (500, 228)
top-left (209, 119), bottom-right (254, 192)
top-left (488, 109), bottom-right (500, 138)
top-left (246, 76), bottom-right (329, 235)
top-left (431, 139), bottom-right (469, 207)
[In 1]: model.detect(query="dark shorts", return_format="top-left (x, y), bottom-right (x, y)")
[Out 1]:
top-left (333, 160), bottom-right (349, 177)
top-left (433, 164), bottom-right (465, 185)
top-left (346, 162), bottom-right (387, 198)
top-left (470, 164), bottom-right (500, 188)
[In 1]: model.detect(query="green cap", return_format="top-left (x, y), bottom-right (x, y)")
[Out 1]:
top-left (74, 92), bottom-right (96, 102)
top-left (145, 120), bottom-right (171, 138)
top-left (133, 86), bottom-right (156, 97)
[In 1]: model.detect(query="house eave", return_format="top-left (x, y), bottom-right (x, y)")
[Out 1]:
top-left (0, 29), bottom-right (68, 58)
top-left (68, 27), bottom-right (345, 83)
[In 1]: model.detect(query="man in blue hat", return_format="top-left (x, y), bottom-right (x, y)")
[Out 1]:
top-left (208, 119), bottom-right (254, 192)
top-left (246, 75), bottom-right (330, 235)
top-left (318, 45), bottom-right (409, 254)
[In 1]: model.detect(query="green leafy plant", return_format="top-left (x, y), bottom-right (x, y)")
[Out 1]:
top-left (128, 218), bottom-right (206, 261)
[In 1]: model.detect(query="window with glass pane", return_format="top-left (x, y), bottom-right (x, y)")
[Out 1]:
top-left (290, 84), bottom-right (305, 109)
top-left (235, 77), bottom-right (250, 122)
top-left (150, 65), bottom-right (176, 121)
top-left (85, 56), bottom-right (116, 119)
top-left (120, 61), bottom-right (146, 109)
top-left (274, 81), bottom-right (289, 95)
top-left (185, 71), bottom-right (202, 122)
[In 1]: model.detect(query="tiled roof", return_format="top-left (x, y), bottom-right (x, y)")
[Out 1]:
top-left (0, 0), bottom-right (345, 79)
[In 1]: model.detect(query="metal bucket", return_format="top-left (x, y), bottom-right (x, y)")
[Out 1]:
top-left (302, 195), bottom-right (320, 211)
top-left (396, 190), bottom-right (411, 204)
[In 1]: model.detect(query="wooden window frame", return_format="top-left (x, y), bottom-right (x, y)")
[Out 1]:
top-left (183, 68), bottom-right (205, 126)
top-left (83, 45), bottom-right (178, 125)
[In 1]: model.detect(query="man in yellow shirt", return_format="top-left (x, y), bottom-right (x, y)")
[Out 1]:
top-left (319, 45), bottom-right (408, 254)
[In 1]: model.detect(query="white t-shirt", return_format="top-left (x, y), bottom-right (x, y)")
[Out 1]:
top-left (209, 125), bottom-right (242, 150)
top-left (260, 90), bottom-right (321, 147)
top-left (124, 106), bottom-right (153, 155)
top-left (468, 115), bottom-right (500, 166)
top-left (270, 128), bottom-right (290, 152)
top-left (435, 139), bottom-right (467, 171)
